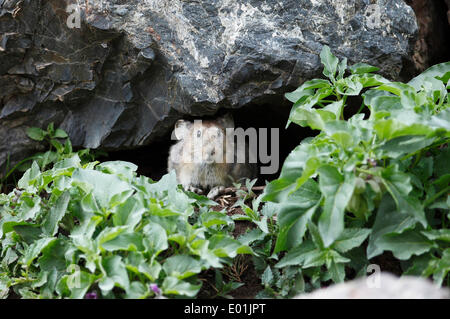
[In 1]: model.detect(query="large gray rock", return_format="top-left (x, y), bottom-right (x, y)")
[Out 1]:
top-left (0, 0), bottom-right (418, 173)
top-left (296, 272), bottom-right (450, 299)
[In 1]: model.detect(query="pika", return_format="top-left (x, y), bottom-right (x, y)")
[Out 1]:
top-left (168, 113), bottom-right (257, 199)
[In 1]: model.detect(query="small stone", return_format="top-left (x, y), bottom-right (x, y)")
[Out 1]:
top-left (296, 273), bottom-right (450, 299)
top-left (114, 6), bottom-right (128, 16)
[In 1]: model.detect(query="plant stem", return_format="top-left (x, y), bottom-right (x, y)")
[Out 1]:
top-left (424, 186), bottom-right (450, 207)
top-left (356, 167), bottom-right (378, 176)
top-left (355, 102), bottom-right (366, 115)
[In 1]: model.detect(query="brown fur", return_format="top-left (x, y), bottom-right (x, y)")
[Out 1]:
top-left (168, 113), bottom-right (257, 194)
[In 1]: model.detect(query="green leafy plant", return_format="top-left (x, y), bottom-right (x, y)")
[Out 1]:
top-left (25, 123), bottom-right (101, 171)
top-left (210, 269), bottom-right (244, 299)
top-left (1, 123), bottom-right (100, 193)
top-left (261, 46), bottom-right (449, 288)
top-left (0, 156), bottom-right (253, 298)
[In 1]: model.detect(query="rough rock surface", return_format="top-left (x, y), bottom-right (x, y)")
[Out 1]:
top-left (0, 0), bottom-right (418, 173)
top-left (296, 272), bottom-right (450, 299)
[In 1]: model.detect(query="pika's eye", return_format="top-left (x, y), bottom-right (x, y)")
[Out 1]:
top-left (197, 130), bottom-right (201, 138)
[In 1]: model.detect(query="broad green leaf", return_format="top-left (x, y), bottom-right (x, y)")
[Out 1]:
top-left (430, 249), bottom-right (450, 286)
top-left (321, 100), bottom-right (344, 118)
top-left (70, 214), bottom-right (102, 239)
top-left (17, 195), bottom-right (41, 221)
top-left (148, 202), bottom-right (180, 217)
top-left (261, 266), bottom-right (274, 286)
top-left (332, 228), bottom-right (371, 253)
top-left (109, 190), bottom-right (134, 208)
top-left (43, 191), bottom-right (70, 236)
top-left (367, 95), bottom-right (402, 117)
top-left (275, 240), bottom-right (316, 268)
top-left (367, 194), bottom-right (419, 258)
top-left (403, 253), bottom-right (433, 276)
top-left (125, 252), bottom-right (161, 281)
top-left (64, 138), bottom-right (73, 154)
top-left (408, 62), bottom-right (450, 91)
top-left (254, 216), bottom-right (269, 234)
top-left (378, 230), bottom-right (435, 260)
top-left (96, 226), bottom-right (129, 251)
top-left (285, 79), bottom-right (330, 103)
top-left (337, 57), bottom-right (347, 80)
top-left (308, 221), bottom-right (324, 250)
top-left (22, 237), bottom-right (56, 267)
top-left (201, 211), bottom-right (233, 228)
top-left (275, 199), bottom-right (319, 253)
top-left (26, 127), bottom-right (46, 141)
top-left (238, 228), bottom-right (267, 246)
top-left (184, 191), bottom-right (218, 206)
top-left (320, 45), bottom-right (339, 81)
top-left (377, 135), bottom-right (435, 158)
top-left (421, 229), bottom-right (450, 242)
top-left (53, 128), bottom-right (68, 138)
top-left (125, 281), bottom-right (149, 299)
top-left (163, 255), bottom-right (202, 279)
top-left (50, 140), bottom-right (64, 153)
top-left (349, 63), bottom-right (380, 75)
top-left (53, 155), bottom-right (81, 169)
top-left (13, 224), bottom-right (42, 244)
top-left (145, 170), bottom-right (178, 196)
top-left (142, 222), bottom-right (168, 255)
top-left (262, 142), bottom-right (325, 203)
top-left (261, 148), bottom-right (304, 203)
top-left (97, 161), bottom-right (137, 182)
top-left (335, 77), bottom-right (363, 96)
top-left (381, 166), bottom-right (427, 227)
top-left (112, 196), bottom-right (145, 229)
top-left (101, 255), bottom-right (130, 291)
top-left (301, 249), bottom-right (328, 268)
top-left (358, 73), bottom-right (389, 87)
top-left (331, 131), bottom-right (354, 149)
top-left (38, 238), bottom-right (69, 272)
top-left (71, 168), bottom-right (132, 210)
top-left (2, 220), bottom-right (35, 236)
top-left (292, 157), bottom-right (322, 192)
top-left (317, 166), bottom-right (356, 247)
top-left (18, 161), bottom-right (41, 189)
top-left (162, 276), bottom-right (201, 297)
top-left (56, 271), bottom-right (95, 299)
top-left (290, 108), bottom-right (326, 130)
top-left (329, 261), bottom-right (346, 283)
top-left (377, 82), bottom-right (415, 97)
top-left (208, 235), bottom-right (253, 258)
top-left (102, 233), bottom-right (145, 252)
top-left (188, 239), bottom-right (222, 268)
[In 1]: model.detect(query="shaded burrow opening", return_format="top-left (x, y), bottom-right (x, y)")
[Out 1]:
top-left (401, 0), bottom-right (450, 78)
top-left (104, 97), bottom-right (317, 185)
top-left (103, 90), bottom-right (370, 186)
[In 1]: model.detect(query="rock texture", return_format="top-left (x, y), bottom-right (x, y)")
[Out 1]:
top-left (297, 272), bottom-right (450, 299)
top-left (0, 0), bottom-right (418, 173)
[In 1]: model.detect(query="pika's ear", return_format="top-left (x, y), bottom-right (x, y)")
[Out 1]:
top-left (172, 119), bottom-right (192, 140)
top-left (217, 113), bottom-right (234, 128)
